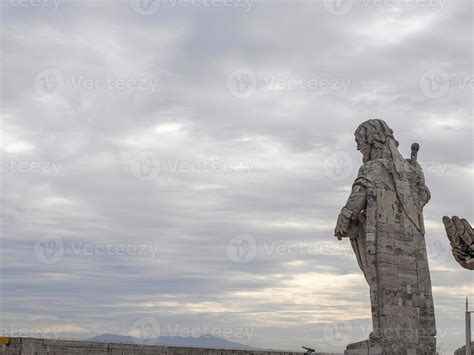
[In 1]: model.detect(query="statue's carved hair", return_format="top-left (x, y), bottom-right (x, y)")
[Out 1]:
top-left (355, 119), bottom-right (394, 146)
top-left (355, 119), bottom-right (400, 162)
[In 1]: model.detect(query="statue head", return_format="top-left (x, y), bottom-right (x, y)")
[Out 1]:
top-left (354, 119), bottom-right (396, 163)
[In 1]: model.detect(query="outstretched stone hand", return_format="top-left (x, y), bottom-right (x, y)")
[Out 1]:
top-left (335, 212), bottom-right (351, 240)
top-left (442, 216), bottom-right (474, 270)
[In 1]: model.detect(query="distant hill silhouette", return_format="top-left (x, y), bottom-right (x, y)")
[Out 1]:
top-left (88, 333), bottom-right (257, 350)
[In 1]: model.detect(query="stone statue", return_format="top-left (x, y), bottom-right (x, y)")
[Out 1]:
top-left (334, 119), bottom-right (436, 354)
top-left (442, 216), bottom-right (474, 270)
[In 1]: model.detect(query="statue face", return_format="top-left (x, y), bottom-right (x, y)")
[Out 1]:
top-left (355, 135), bottom-right (371, 163)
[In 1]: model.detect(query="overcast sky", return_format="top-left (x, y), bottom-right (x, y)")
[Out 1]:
top-left (0, 0), bottom-right (473, 353)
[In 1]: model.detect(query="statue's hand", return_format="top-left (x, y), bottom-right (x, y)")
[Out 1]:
top-left (442, 216), bottom-right (474, 270)
top-left (335, 213), bottom-right (351, 240)
top-left (443, 216), bottom-right (473, 247)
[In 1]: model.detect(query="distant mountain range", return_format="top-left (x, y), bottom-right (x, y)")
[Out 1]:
top-left (87, 333), bottom-right (257, 350)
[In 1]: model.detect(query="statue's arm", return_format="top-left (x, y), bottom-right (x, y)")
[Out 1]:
top-left (334, 184), bottom-right (367, 240)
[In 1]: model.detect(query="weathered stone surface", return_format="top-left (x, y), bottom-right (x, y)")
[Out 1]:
top-left (334, 119), bottom-right (436, 355)
top-left (0, 337), bottom-right (341, 355)
top-left (443, 216), bottom-right (474, 270)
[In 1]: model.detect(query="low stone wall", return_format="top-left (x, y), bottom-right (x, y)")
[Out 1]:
top-left (0, 337), bottom-right (339, 355)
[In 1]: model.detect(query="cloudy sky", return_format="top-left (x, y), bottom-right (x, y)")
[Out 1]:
top-left (0, 0), bottom-right (472, 353)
